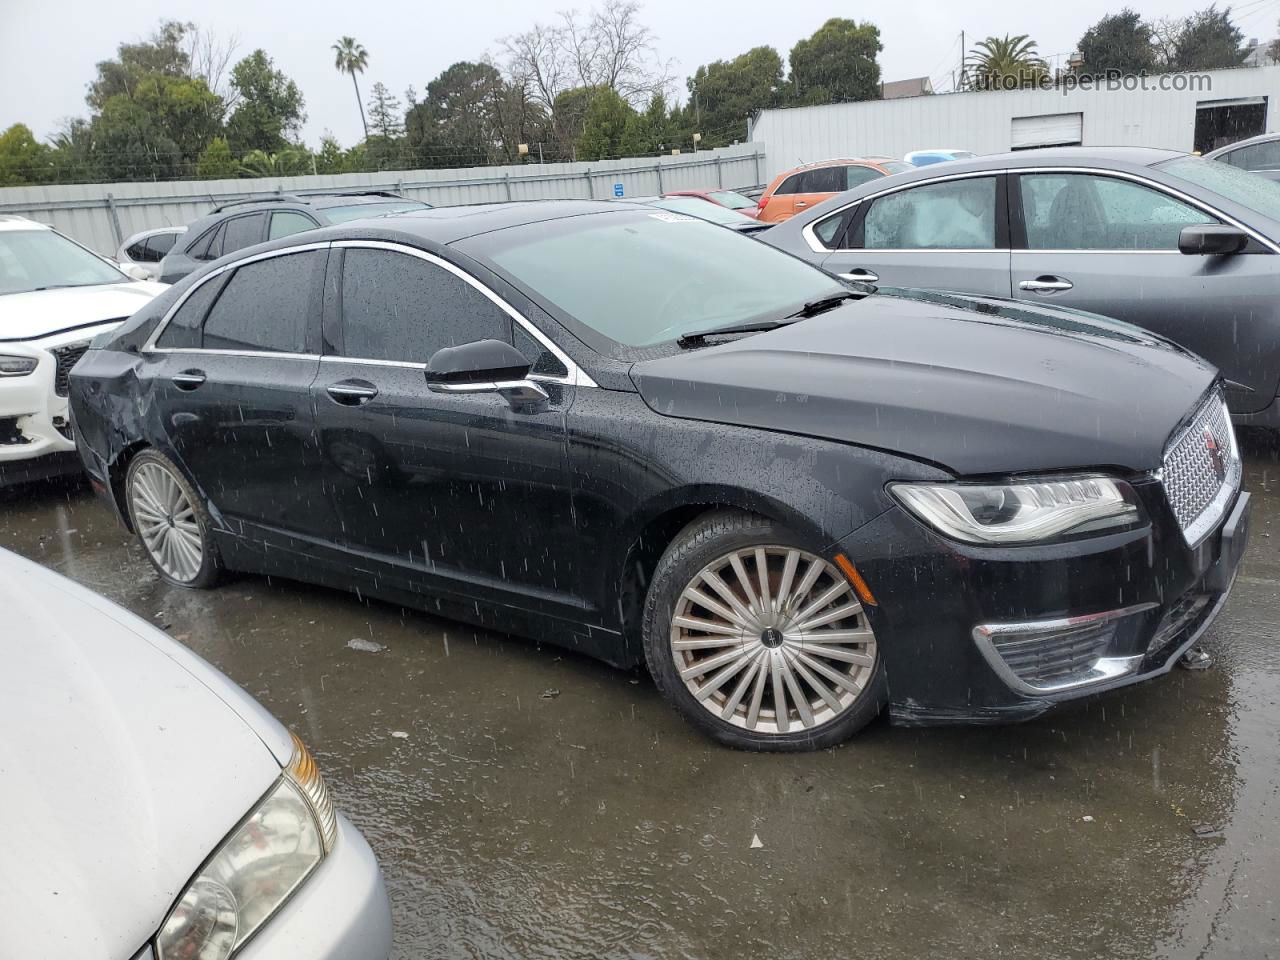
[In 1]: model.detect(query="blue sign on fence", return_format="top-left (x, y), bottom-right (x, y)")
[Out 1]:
top-left (613, 182), bottom-right (624, 197)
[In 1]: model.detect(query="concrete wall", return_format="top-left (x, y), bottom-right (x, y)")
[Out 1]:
top-left (0, 143), bottom-right (766, 254)
top-left (750, 66), bottom-right (1280, 179)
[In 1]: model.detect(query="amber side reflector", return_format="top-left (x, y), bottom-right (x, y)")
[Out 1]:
top-left (834, 553), bottom-right (877, 606)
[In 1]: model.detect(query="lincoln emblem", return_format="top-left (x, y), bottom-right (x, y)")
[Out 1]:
top-left (1204, 425), bottom-right (1227, 480)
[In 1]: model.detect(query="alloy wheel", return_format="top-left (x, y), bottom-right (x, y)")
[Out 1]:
top-left (130, 461), bottom-right (205, 583)
top-left (669, 546), bottom-right (878, 735)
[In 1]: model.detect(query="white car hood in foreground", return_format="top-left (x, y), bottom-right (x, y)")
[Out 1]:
top-left (0, 552), bottom-right (289, 960)
top-left (0, 280), bottom-right (164, 341)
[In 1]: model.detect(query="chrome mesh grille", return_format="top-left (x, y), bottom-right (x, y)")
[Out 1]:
top-left (1162, 393), bottom-right (1241, 545)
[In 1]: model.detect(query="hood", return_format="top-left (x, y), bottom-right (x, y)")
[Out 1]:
top-left (631, 290), bottom-right (1217, 476)
top-left (0, 281), bottom-right (165, 342)
top-left (0, 551), bottom-right (286, 960)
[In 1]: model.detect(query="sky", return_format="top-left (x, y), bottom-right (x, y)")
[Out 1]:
top-left (2, 0), bottom-right (1270, 148)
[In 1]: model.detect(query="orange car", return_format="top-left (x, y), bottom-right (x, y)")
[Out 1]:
top-left (755, 157), bottom-right (914, 223)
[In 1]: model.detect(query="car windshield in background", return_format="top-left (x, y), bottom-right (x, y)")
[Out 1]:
top-left (708, 190), bottom-right (757, 210)
top-left (0, 229), bottom-right (125, 296)
top-left (1159, 155), bottom-right (1280, 222)
top-left (480, 211), bottom-right (841, 352)
top-left (652, 196), bottom-right (755, 225)
top-left (321, 200), bottom-right (430, 224)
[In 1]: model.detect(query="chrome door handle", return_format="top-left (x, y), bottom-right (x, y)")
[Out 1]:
top-left (795, 201), bottom-right (809, 207)
top-left (326, 381), bottom-right (379, 405)
top-left (838, 270), bottom-right (879, 283)
top-left (171, 370), bottom-right (206, 390)
top-left (1019, 277), bottom-right (1073, 293)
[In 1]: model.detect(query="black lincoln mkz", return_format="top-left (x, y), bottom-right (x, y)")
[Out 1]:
top-left (69, 201), bottom-right (1249, 750)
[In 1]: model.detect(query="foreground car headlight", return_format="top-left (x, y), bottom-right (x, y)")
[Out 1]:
top-left (890, 476), bottom-right (1140, 544)
top-left (157, 734), bottom-right (338, 960)
top-left (0, 355), bottom-right (38, 377)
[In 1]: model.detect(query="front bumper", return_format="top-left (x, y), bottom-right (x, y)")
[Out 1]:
top-left (840, 481), bottom-right (1250, 725)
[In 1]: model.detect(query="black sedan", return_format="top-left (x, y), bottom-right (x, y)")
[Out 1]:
top-left (69, 201), bottom-right (1249, 751)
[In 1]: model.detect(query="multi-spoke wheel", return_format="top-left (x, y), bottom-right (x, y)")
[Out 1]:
top-left (643, 510), bottom-right (885, 751)
top-left (125, 450), bottom-right (221, 588)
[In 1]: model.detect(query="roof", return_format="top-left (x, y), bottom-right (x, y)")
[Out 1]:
top-left (778, 156), bottom-right (897, 175)
top-left (0, 215), bottom-right (48, 231)
top-left (1205, 131), bottom-right (1280, 157)
top-left (914, 146), bottom-right (1185, 175)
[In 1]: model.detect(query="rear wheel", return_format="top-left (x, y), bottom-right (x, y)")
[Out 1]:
top-left (643, 510), bottom-right (885, 751)
top-left (125, 450), bottom-right (221, 588)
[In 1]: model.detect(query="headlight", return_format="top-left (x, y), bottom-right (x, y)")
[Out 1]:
top-left (0, 355), bottom-right (38, 377)
top-left (890, 476), bottom-right (1140, 545)
top-left (156, 734), bottom-right (338, 960)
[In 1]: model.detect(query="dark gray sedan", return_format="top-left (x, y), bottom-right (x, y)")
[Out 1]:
top-left (1205, 132), bottom-right (1280, 182)
top-left (761, 147), bottom-right (1280, 426)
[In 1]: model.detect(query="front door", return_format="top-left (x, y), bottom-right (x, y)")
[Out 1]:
top-left (1010, 171), bottom-right (1280, 413)
top-left (312, 243), bottom-right (582, 618)
top-left (819, 174), bottom-right (1012, 298)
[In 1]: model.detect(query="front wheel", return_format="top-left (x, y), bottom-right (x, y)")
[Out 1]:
top-left (642, 510), bottom-right (885, 751)
top-left (125, 449), bottom-right (222, 588)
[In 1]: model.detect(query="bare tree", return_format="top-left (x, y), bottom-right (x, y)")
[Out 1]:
top-left (185, 24), bottom-right (241, 112)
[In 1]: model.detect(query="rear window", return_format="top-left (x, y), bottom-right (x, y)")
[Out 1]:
top-left (708, 191), bottom-right (756, 210)
top-left (652, 196), bottom-right (753, 225)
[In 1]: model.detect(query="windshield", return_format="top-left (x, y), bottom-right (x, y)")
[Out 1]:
top-left (1158, 155), bottom-right (1280, 222)
top-left (651, 196), bottom-right (755, 225)
top-left (708, 191), bottom-right (756, 210)
top-left (0, 228), bottom-right (126, 296)
top-left (476, 210), bottom-right (842, 354)
top-left (321, 200), bottom-right (430, 224)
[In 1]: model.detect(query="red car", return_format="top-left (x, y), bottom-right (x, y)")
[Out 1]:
top-left (662, 189), bottom-right (763, 219)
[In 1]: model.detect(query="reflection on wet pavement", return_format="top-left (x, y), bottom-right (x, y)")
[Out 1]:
top-left (3, 441), bottom-right (1278, 959)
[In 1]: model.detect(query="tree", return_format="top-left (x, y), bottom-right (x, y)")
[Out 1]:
top-left (686, 46), bottom-right (785, 147)
top-left (314, 133), bottom-right (347, 173)
top-left (788, 19), bottom-right (882, 105)
top-left (405, 61), bottom-right (507, 167)
top-left (89, 72), bottom-right (224, 180)
top-left (964, 35), bottom-right (1049, 90)
top-left (620, 92), bottom-right (678, 155)
top-left (225, 50), bottom-right (305, 154)
top-left (577, 88), bottom-right (636, 159)
top-left (0, 124), bottom-right (54, 185)
top-left (366, 82), bottom-right (403, 141)
top-left (332, 36), bottom-right (370, 140)
top-left (196, 136), bottom-right (237, 178)
top-left (1168, 6), bottom-right (1250, 71)
top-left (1270, 20), bottom-right (1280, 64)
top-left (237, 147), bottom-right (311, 178)
top-left (87, 20), bottom-right (192, 111)
top-left (1076, 9), bottom-right (1157, 77)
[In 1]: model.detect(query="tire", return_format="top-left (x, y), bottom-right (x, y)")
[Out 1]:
top-left (642, 510), bottom-right (886, 752)
top-left (125, 449), bottom-right (222, 589)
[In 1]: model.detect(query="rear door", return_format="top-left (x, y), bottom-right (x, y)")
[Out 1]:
top-left (146, 246), bottom-right (331, 544)
top-left (1010, 170), bottom-right (1280, 412)
top-left (819, 173), bottom-right (1012, 296)
top-left (761, 172), bottom-right (806, 223)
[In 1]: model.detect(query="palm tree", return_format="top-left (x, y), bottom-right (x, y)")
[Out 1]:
top-left (964, 35), bottom-right (1048, 90)
top-left (332, 36), bottom-right (370, 140)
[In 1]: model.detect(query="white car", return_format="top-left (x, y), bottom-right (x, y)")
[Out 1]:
top-left (117, 225), bottom-right (187, 280)
top-left (0, 546), bottom-right (393, 959)
top-left (0, 216), bottom-right (165, 484)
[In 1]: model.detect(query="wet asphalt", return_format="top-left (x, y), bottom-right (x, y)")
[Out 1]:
top-left (3, 440), bottom-right (1279, 960)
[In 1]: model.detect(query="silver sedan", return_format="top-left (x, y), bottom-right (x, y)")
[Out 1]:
top-left (0, 547), bottom-right (392, 960)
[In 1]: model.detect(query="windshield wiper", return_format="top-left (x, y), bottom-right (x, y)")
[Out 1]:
top-left (677, 318), bottom-right (798, 347)
top-left (789, 290), bottom-right (860, 319)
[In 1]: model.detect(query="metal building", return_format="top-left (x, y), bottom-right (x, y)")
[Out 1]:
top-left (750, 65), bottom-right (1280, 179)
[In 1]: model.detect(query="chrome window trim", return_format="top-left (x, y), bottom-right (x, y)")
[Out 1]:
top-left (330, 239), bottom-right (596, 388)
top-left (802, 165), bottom-right (1279, 255)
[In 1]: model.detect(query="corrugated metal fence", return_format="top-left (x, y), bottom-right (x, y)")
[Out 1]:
top-left (0, 143), bottom-right (766, 255)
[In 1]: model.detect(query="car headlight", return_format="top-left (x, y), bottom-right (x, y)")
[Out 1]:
top-left (890, 476), bottom-right (1141, 545)
top-left (156, 734), bottom-right (338, 960)
top-left (0, 355), bottom-right (38, 377)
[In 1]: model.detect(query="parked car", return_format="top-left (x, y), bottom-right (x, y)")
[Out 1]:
top-left (631, 195), bottom-right (772, 234)
top-left (761, 146), bottom-right (1280, 426)
top-left (70, 200), bottom-right (1247, 751)
top-left (1205, 132), bottom-right (1280, 181)
top-left (0, 215), bottom-right (164, 485)
top-left (0, 546), bottom-right (392, 960)
top-left (117, 225), bottom-right (187, 279)
top-left (158, 192), bottom-right (431, 284)
top-left (904, 148), bottom-right (977, 166)
top-left (663, 188), bottom-right (762, 218)
top-left (755, 157), bottom-right (914, 223)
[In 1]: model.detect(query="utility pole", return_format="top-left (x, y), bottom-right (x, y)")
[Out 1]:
top-left (959, 31), bottom-right (965, 91)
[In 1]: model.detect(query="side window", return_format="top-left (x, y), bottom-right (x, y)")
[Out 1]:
top-left (145, 232), bottom-right (178, 260)
top-left (339, 249), bottom-right (513, 364)
top-left (1225, 140), bottom-right (1280, 171)
top-left (156, 273), bottom-right (228, 349)
top-left (799, 166), bottom-right (845, 193)
top-left (863, 177), bottom-right (997, 249)
top-left (202, 252), bottom-right (322, 353)
top-left (192, 222), bottom-right (226, 261)
top-left (845, 166), bottom-right (883, 190)
top-left (126, 241), bottom-right (148, 261)
top-left (221, 214), bottom-right (266, 255)
top-left (1020, 174), bottom-right (1216, 250)
top-left (513, 324), bottom-right (569, 378)
top-left (269, 211), bottom-right (318, 240)
top-left (814, 209), bottom-right (854, 248)
top-left (773, 174), bottom-right (805, 196)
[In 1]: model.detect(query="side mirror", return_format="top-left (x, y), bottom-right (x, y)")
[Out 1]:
top-left (424, 339), bottom-right (548, 408)
top-left (1179, 224), bottom-right (1248, 256)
